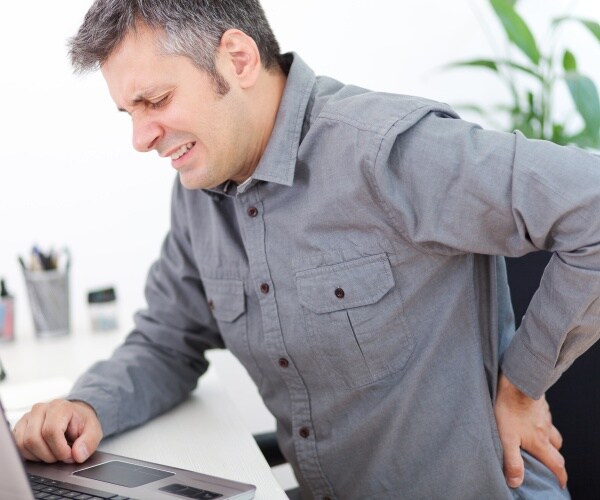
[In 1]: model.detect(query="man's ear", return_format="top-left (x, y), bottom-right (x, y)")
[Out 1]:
top-left (218, 29), bottom-right (261, 89)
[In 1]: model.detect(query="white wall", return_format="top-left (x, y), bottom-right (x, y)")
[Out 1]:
top-left (1, 0), bottom-right (599, 334)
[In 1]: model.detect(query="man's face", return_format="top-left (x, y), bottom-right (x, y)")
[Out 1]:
top-left (101, 25), bottom-right (255, 189)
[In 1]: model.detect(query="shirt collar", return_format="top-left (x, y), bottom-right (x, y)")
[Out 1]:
top-left (206, 53), bottom-right (316, 198)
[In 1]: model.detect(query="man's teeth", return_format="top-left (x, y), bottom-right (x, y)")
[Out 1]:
top-left (171, 143), bottom-right (194, 160)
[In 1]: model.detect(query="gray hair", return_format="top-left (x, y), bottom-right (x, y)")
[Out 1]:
top-left (68, 0), bottom-right (281, 94)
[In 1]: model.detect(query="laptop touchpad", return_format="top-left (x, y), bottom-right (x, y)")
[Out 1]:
top-left (73, 460), bottom-right (175, 487)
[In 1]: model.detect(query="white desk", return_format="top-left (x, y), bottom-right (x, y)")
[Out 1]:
top-left (0, 328), bottom-right (287, 499)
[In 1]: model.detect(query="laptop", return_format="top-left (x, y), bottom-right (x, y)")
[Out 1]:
top-left (0, 399), bottom-right (256, 499)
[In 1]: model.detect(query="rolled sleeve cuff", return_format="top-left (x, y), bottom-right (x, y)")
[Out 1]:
top-left (500, 334), bottom-right (556, 400)
top-left (67, 387), bottom-right (119, 438)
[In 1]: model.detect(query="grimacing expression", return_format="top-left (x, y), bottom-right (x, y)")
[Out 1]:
top-left (101, 25), bottom-right (255, 189)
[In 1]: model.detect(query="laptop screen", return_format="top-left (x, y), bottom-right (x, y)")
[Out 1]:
top-left (0, 400), bottom-right (35, 499)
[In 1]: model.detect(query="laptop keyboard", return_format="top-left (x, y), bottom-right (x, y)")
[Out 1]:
top-left (28, 474), bottom-right (134, 500)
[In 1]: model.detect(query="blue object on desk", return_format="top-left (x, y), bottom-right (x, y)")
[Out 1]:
top-left (0, 279), bottom-right (14, 342)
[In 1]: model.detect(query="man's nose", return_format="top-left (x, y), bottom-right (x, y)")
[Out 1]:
top-left (132, 114), bottom-right (162, 152)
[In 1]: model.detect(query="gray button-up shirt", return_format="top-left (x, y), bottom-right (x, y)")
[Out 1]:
top-left (70, 53), bottom-right (600, 499)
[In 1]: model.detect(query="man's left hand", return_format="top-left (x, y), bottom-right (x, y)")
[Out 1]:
top-left (494, 373), bottom-right (567, 489)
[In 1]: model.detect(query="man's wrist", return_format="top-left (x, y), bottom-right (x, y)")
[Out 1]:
top-left (68, 399), bottom-right (99, 416)
top-left (498, 373), bottom-right (536, 404)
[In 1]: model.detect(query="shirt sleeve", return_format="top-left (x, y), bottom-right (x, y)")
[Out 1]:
top-left (68, 178), bottom-right (225, 436)
top-left (371, 109), bottom-right (600, 399)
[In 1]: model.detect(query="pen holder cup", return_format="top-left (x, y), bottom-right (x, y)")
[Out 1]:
top-left (23, 269), bottom-right (70, 337)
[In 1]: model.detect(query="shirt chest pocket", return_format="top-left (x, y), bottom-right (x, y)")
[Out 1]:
top-left (202, 277), bottom-right (250, 361)
top-left (296, 254), bottom-right (414, 389)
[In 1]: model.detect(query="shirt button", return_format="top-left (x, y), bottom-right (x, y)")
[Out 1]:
top-left (247, 206), bottom-right (258, 218)
top-left (260, 283), bottom-right (270, 294)
top-left (299, 427), bottom-right (310, 439)
top-left (278, 358), bottom-right (289, 368)
top-left (207, 299), bottom-right (215, 310)
top-left (334, 287), bottom-right (345, 299)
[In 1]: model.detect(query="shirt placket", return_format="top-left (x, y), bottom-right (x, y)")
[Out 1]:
top-left (235, 186), bottom-right (335, 499)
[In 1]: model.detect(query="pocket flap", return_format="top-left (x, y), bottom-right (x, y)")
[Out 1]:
top-left (296, 254), bottom-right (395, 313)
top-left (202, 277), bottom-right (245, 322)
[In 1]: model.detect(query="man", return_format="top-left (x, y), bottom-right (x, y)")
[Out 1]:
top-left (14, 0), bottom-right (600, 498)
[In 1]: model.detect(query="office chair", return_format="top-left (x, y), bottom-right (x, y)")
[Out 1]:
top-left (253, 432), bottom-right (287, 467)
top-left (253, 432), bottom-right (301, 499)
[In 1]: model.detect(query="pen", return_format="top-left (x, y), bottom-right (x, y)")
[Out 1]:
top-left (18, 247), bottom-right (67, 272)
top-left (26, 246), bottom-right (59, 271)
top-left (32, 246), bottom-right (54, 271)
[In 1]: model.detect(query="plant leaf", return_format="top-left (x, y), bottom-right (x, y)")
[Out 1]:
top-left (512, 119), bottom-right (537, 139)
top-left (581, 19), bottom-right (600, 43)
top-left (551, 123), bottom-right (568, 145)
top-left (553, 17), bottom-right (600, 43)
top-left (562, 49), bottom-right (577, 72)
top-left (489, 0), bottom-right (541, 64)
top-left (442, 58), bottom-right (542, 80)
top-left (564, 129), bottom-right (600, 149)
top-left (564, 72), bottom-right (600, 142)
top-left (443, 59), bottom-right (498, 72)
top-left (500, 60), bottom-right (543, 80)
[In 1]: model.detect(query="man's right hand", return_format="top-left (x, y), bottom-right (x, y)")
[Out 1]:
top-left (13, 399), bottom-right (103, 464)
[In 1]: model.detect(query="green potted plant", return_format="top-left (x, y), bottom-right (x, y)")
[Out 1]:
top-left (444, 0), bottom-right (600, 148)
